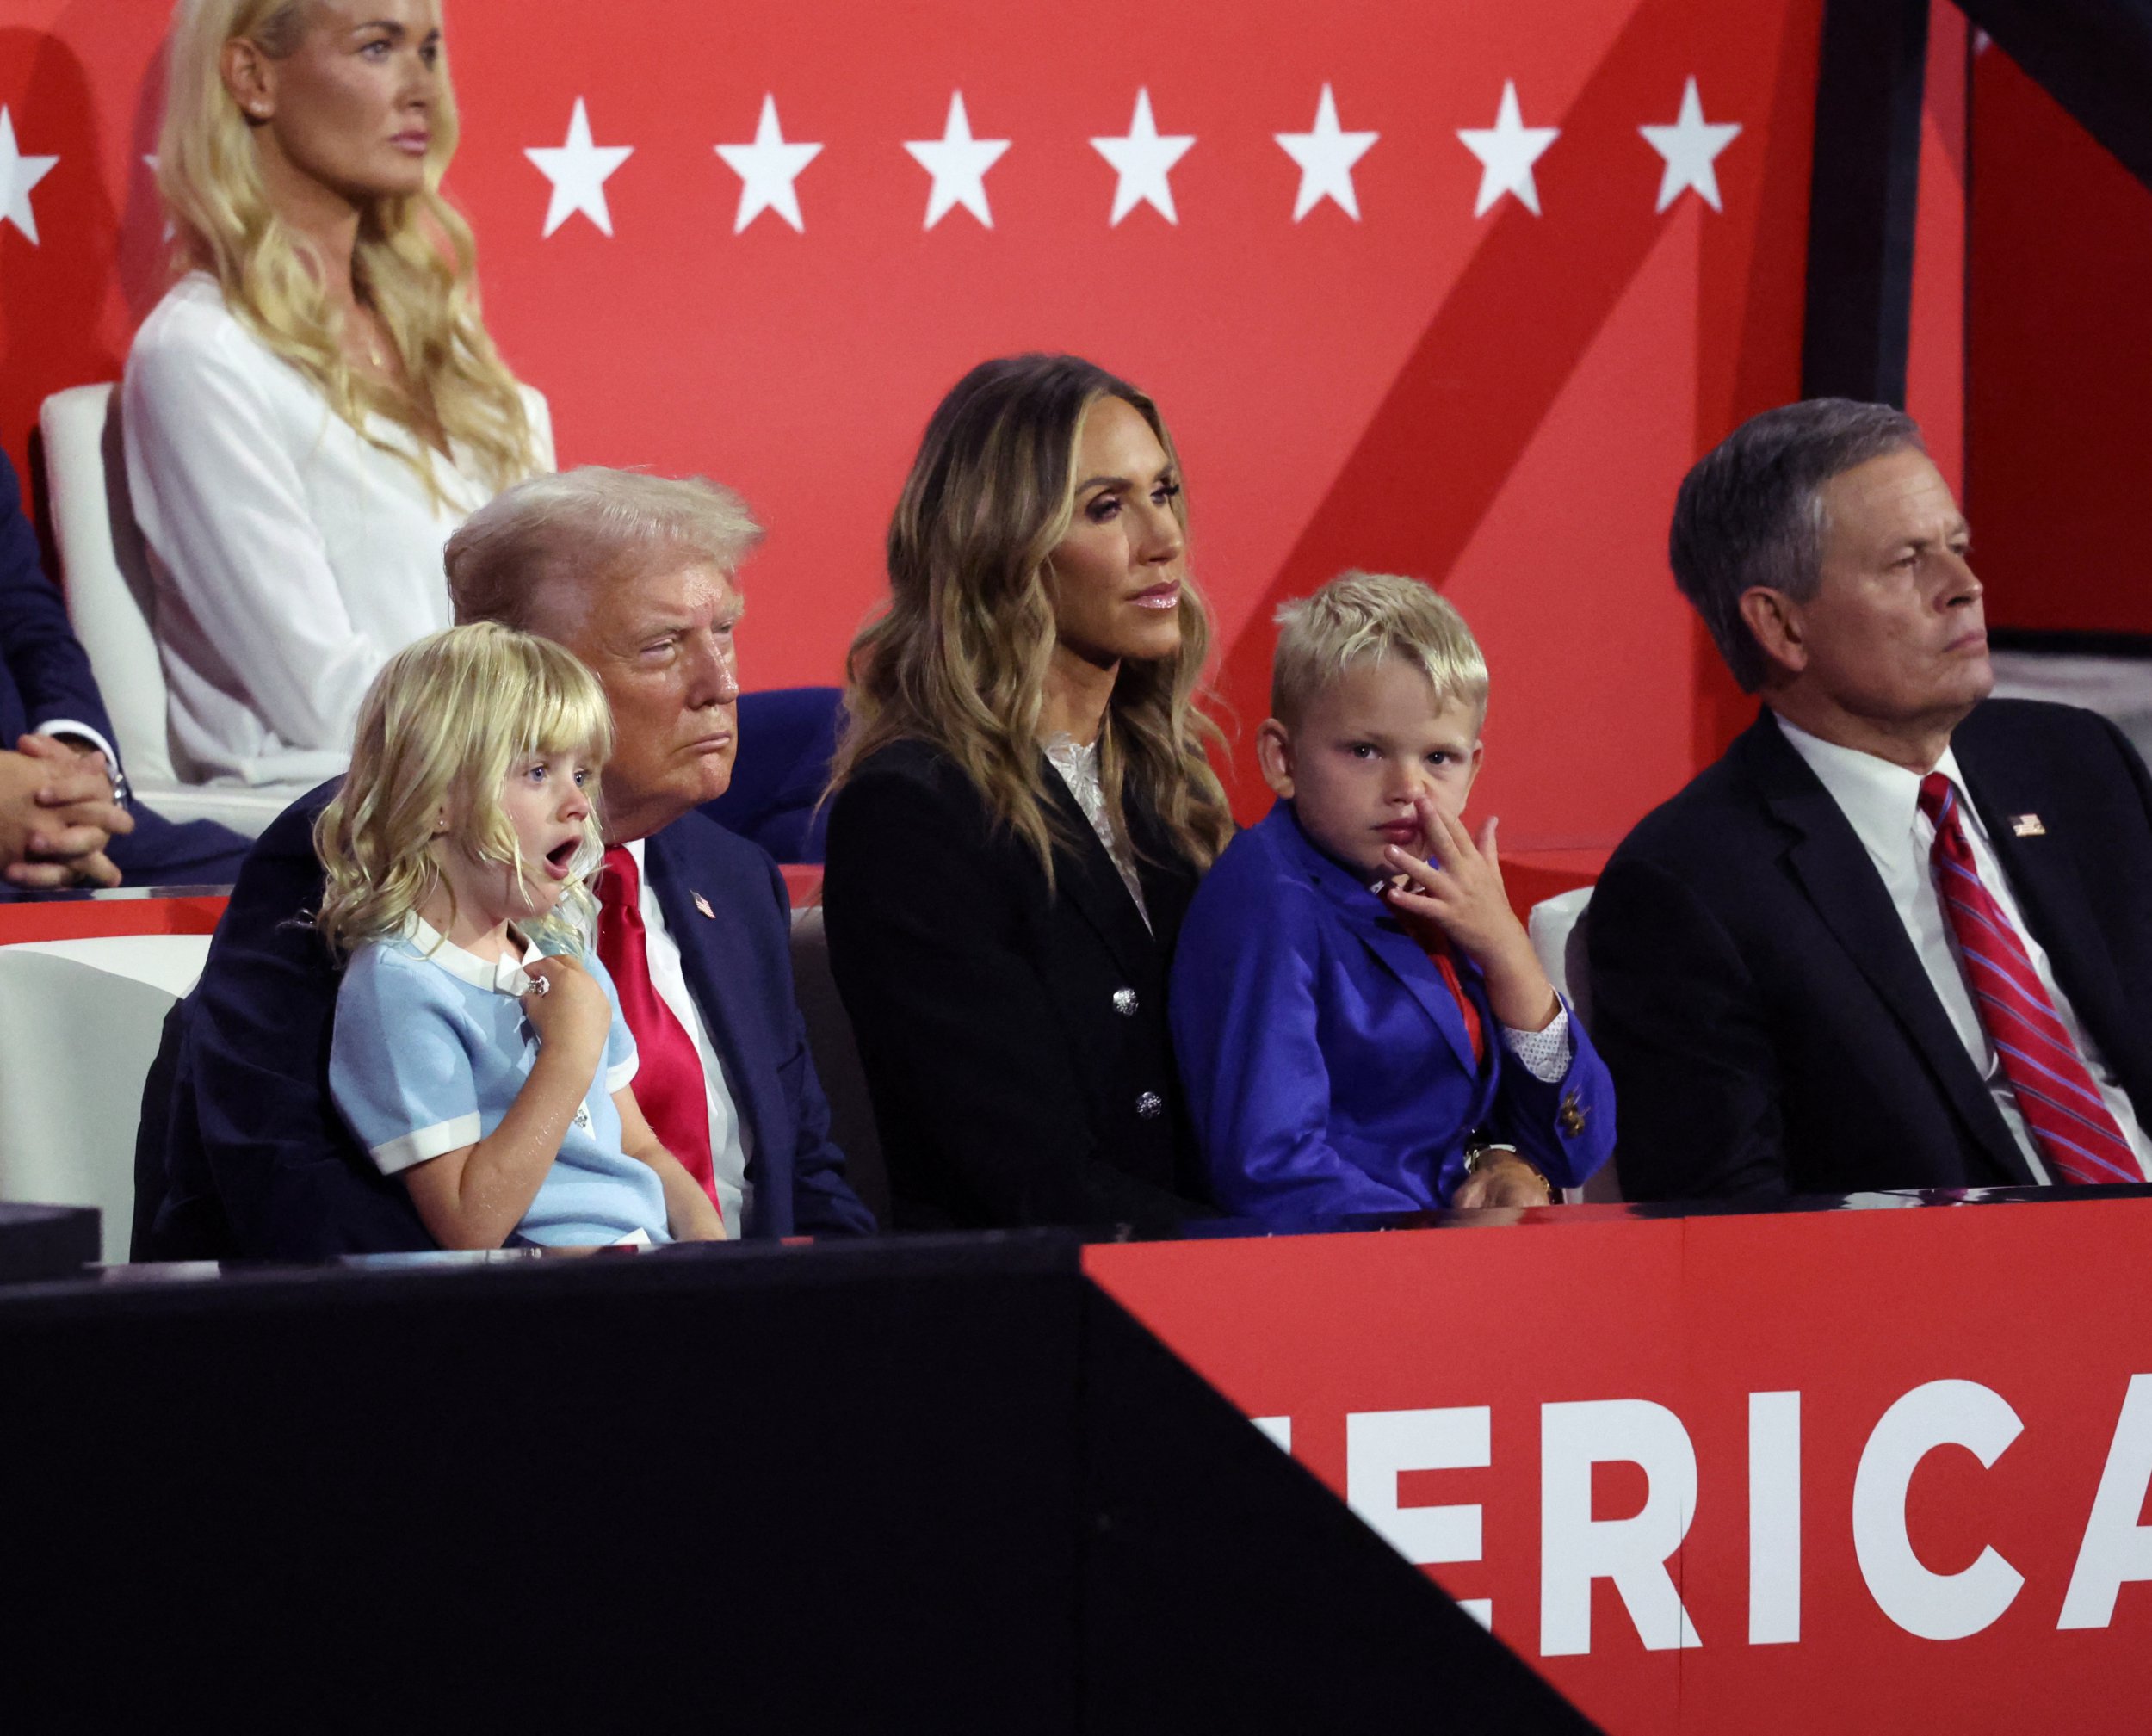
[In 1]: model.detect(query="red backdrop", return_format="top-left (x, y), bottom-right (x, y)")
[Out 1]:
top-left (0, 0), bottom-right (1976, 847)
top-left (1966, 33), bottom-right (2152, 639)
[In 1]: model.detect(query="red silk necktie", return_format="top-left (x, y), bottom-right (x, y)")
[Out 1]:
top-left (594, 845), bottom-right (721, 1214)
top-left (1920, 773), bottom-right (2138, 1186)
top-left (1418, 929), bottom-right (1487, 1070)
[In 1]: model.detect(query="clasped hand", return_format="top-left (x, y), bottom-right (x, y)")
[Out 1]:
top-left (1379, 795), bottom-right (1560, 1034)
top-left (0, 735), bottom-right (134, 888)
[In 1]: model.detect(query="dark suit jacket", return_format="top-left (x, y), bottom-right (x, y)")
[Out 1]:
top-left (0, 449), bottom-right (248, 887)
top-left (0, 449), bottom-right (114, 751)
top-left (145, 784), bottom-right (872, 1258)
top-left (1587, 701), bottom-right (2152, 1201)
top-left (822, 738), bottom-right (1211, 1232)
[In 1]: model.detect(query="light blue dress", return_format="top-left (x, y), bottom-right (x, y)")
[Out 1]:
top-left (330, 917), bottom-right (670, 1246)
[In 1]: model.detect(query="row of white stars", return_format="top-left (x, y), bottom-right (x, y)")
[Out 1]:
top-left (530, 80), bottom-right (1739, 237)
top-left (0, 80), bottom-right (1740, 248)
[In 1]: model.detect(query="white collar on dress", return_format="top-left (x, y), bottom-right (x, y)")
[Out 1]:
top-left (1772, 710), bottom-right (1984, 864)
top-left (401, 913), bottom-right (543, 998)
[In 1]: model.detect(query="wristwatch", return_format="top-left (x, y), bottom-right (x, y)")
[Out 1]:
top-left (1462, 1140), bottom-right (1556, 1202)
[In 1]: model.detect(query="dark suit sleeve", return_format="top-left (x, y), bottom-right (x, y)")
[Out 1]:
top-left (825, 765), bottom-right (1196, 1232)
top-left (0, 451), bottom-right (116, 749)
top-left (1586, 853), bottom-right (1790, 1201)
top-left (176, 787), bottom-right (434, 1256)
top-left (756, 849), bottom-right (876, 1236)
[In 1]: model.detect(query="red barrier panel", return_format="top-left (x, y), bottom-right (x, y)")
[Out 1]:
top-left (1086, 1195), bottom-right (2152, 1734)
top-left (0, 893), bottom-right (226, 944)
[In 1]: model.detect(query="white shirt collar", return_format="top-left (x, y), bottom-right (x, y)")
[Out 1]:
top-left (401, 913), bottom-right (543, 998)
top-left (1772, 711), bottom-right (1986, 861)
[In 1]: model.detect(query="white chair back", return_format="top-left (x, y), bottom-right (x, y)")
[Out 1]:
top-left (39, 383), bottom-right (175, 784)
top-left (1526, 886), bottom-right (1622, 1202)
top-left (0, 934), bottom-right (209, 1263)
top-left (38, 384), bottom-right (336, 836)
top-left (1527, 886), bottom-right (1594, 1027)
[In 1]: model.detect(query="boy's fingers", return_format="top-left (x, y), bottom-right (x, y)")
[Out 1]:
top-left (1475, 814), bottom-right (1500, 867)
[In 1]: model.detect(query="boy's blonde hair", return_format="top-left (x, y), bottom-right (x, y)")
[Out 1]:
top-left (1271, 571), bottom-right (1489, 732)
top-left (314, 623), bottom-right (612, 958)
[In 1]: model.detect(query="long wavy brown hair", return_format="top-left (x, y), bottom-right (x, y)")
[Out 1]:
top-left (158, 0), bottom-right (537, 495)
top-left (832, 354), bottom-right (1234, 884)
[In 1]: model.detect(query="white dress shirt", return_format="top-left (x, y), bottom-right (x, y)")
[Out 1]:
top-left (1775, 711), bottom-right (2152, 1182)
top-left (626, 839), bottom-right (753, 1230)
top-left (122, 274), bottom-right (553, 787)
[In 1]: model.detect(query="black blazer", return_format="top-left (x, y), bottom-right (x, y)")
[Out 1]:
top-left (1587, 701), bottom-right (2152, 1202)
top-left (822, 738), bottom-right (1209, 1232)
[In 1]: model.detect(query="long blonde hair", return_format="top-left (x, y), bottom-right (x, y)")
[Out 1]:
top-left (833, 354), bottom-right (1233, 883)
top-left (314, 623), bottom-right (611, 958)
top-left (158, 0), bottom-right (536, 494)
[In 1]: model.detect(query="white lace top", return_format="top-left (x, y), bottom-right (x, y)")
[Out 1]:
top-left (1043, 733), bottom-right (1150, 930)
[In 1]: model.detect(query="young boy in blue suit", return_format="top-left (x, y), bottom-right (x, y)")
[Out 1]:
top-left (1172, 571), bottom-right (1614, 1220)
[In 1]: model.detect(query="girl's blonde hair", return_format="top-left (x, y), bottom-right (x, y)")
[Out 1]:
top-left (832, 354), bottom-right (1234, 884)
top-left (314, 623), bottom-right (612, 957)
top-left (158, 0), bottom-right (537, 496)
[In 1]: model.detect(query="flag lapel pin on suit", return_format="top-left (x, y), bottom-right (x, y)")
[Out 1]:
top-left (2010, 815), bottom-right (2046, 838)
top-left (693, 892), bottom-right (716, 919)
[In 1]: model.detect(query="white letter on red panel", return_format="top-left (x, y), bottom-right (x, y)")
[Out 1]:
top-left (2060, 1374), bottom-right (2152, 1629)
top-left (1852, 1379), bottom-right (2024, 1640)
top-left (1345, 1407), bottom-right (1492, 1629)
top-left (1540, 1399), bottom-right (1703, 1657)
top-left (1749, 1390), bottom-right (1802, 1645)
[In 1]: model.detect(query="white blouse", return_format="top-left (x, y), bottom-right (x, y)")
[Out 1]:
top-left (121, 273), bottom-right (553, 787)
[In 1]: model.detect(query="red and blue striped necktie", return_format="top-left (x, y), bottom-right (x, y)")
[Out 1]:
top-left (1920, 773), bottom-right (2138, 1186)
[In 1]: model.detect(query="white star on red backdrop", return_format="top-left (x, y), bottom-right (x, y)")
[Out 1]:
top-left (1274, 84), bottom-right (1379, 221)
top-left (0, 108), bottom-right (59, 245)
top-left (1091, 89), bottom-right (1197, 226)
top-left (904, 92), bottom-right (1010, 231)
top-left (1640, 77), bottom-right (1741, 213)
top-left (1457, 80), bottom-right (1559, 217)
top-left (526, 99), bottom-right (634, 238)
top-left (715, 95), bottom-right (823, 234)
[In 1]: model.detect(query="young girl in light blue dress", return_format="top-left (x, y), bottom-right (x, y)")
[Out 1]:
top-left (318, 622), bottom-right (725, 1250)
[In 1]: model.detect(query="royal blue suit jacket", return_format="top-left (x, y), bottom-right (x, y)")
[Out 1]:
top-left (1170, 802), bottom-right (1614, 1220)
top-left (145, 784), bottom-right (873, 1257)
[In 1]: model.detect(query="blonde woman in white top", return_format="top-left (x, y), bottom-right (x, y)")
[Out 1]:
top-left (124, 0), bottom-right (549, 788)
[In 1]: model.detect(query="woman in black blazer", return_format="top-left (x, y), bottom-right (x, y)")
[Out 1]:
top-left (823, 355), bottom-right (1234, 1232)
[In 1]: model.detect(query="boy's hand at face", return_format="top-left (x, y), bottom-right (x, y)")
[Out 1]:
top-left (1382, 797), bottom-right (1561, 1032)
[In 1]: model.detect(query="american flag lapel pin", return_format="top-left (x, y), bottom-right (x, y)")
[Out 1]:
top-left (692, 891), bottom-right (716, 919)
top-left (2010, 814), bottom-right (2046, 838)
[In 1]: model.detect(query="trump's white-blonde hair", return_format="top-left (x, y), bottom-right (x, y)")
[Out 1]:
top-left (157, 0), bottom-right (536, 495)
top-left (1271, 571), bottom-right (1489, 731)
top-left (313, 623), bottom-right (612, 958)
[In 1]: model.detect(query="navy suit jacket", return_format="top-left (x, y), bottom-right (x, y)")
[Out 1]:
top-left (0, 450), bottom-right (247, 887)
top-left (145, 783), bottom-right (873, 1257)
top-left (1589, 701), bottom-right (2152, 1201)
top-left (1172, 802), bottom-right (1614, 1220)
top-left (0, 449), bottom-right (115, 752)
